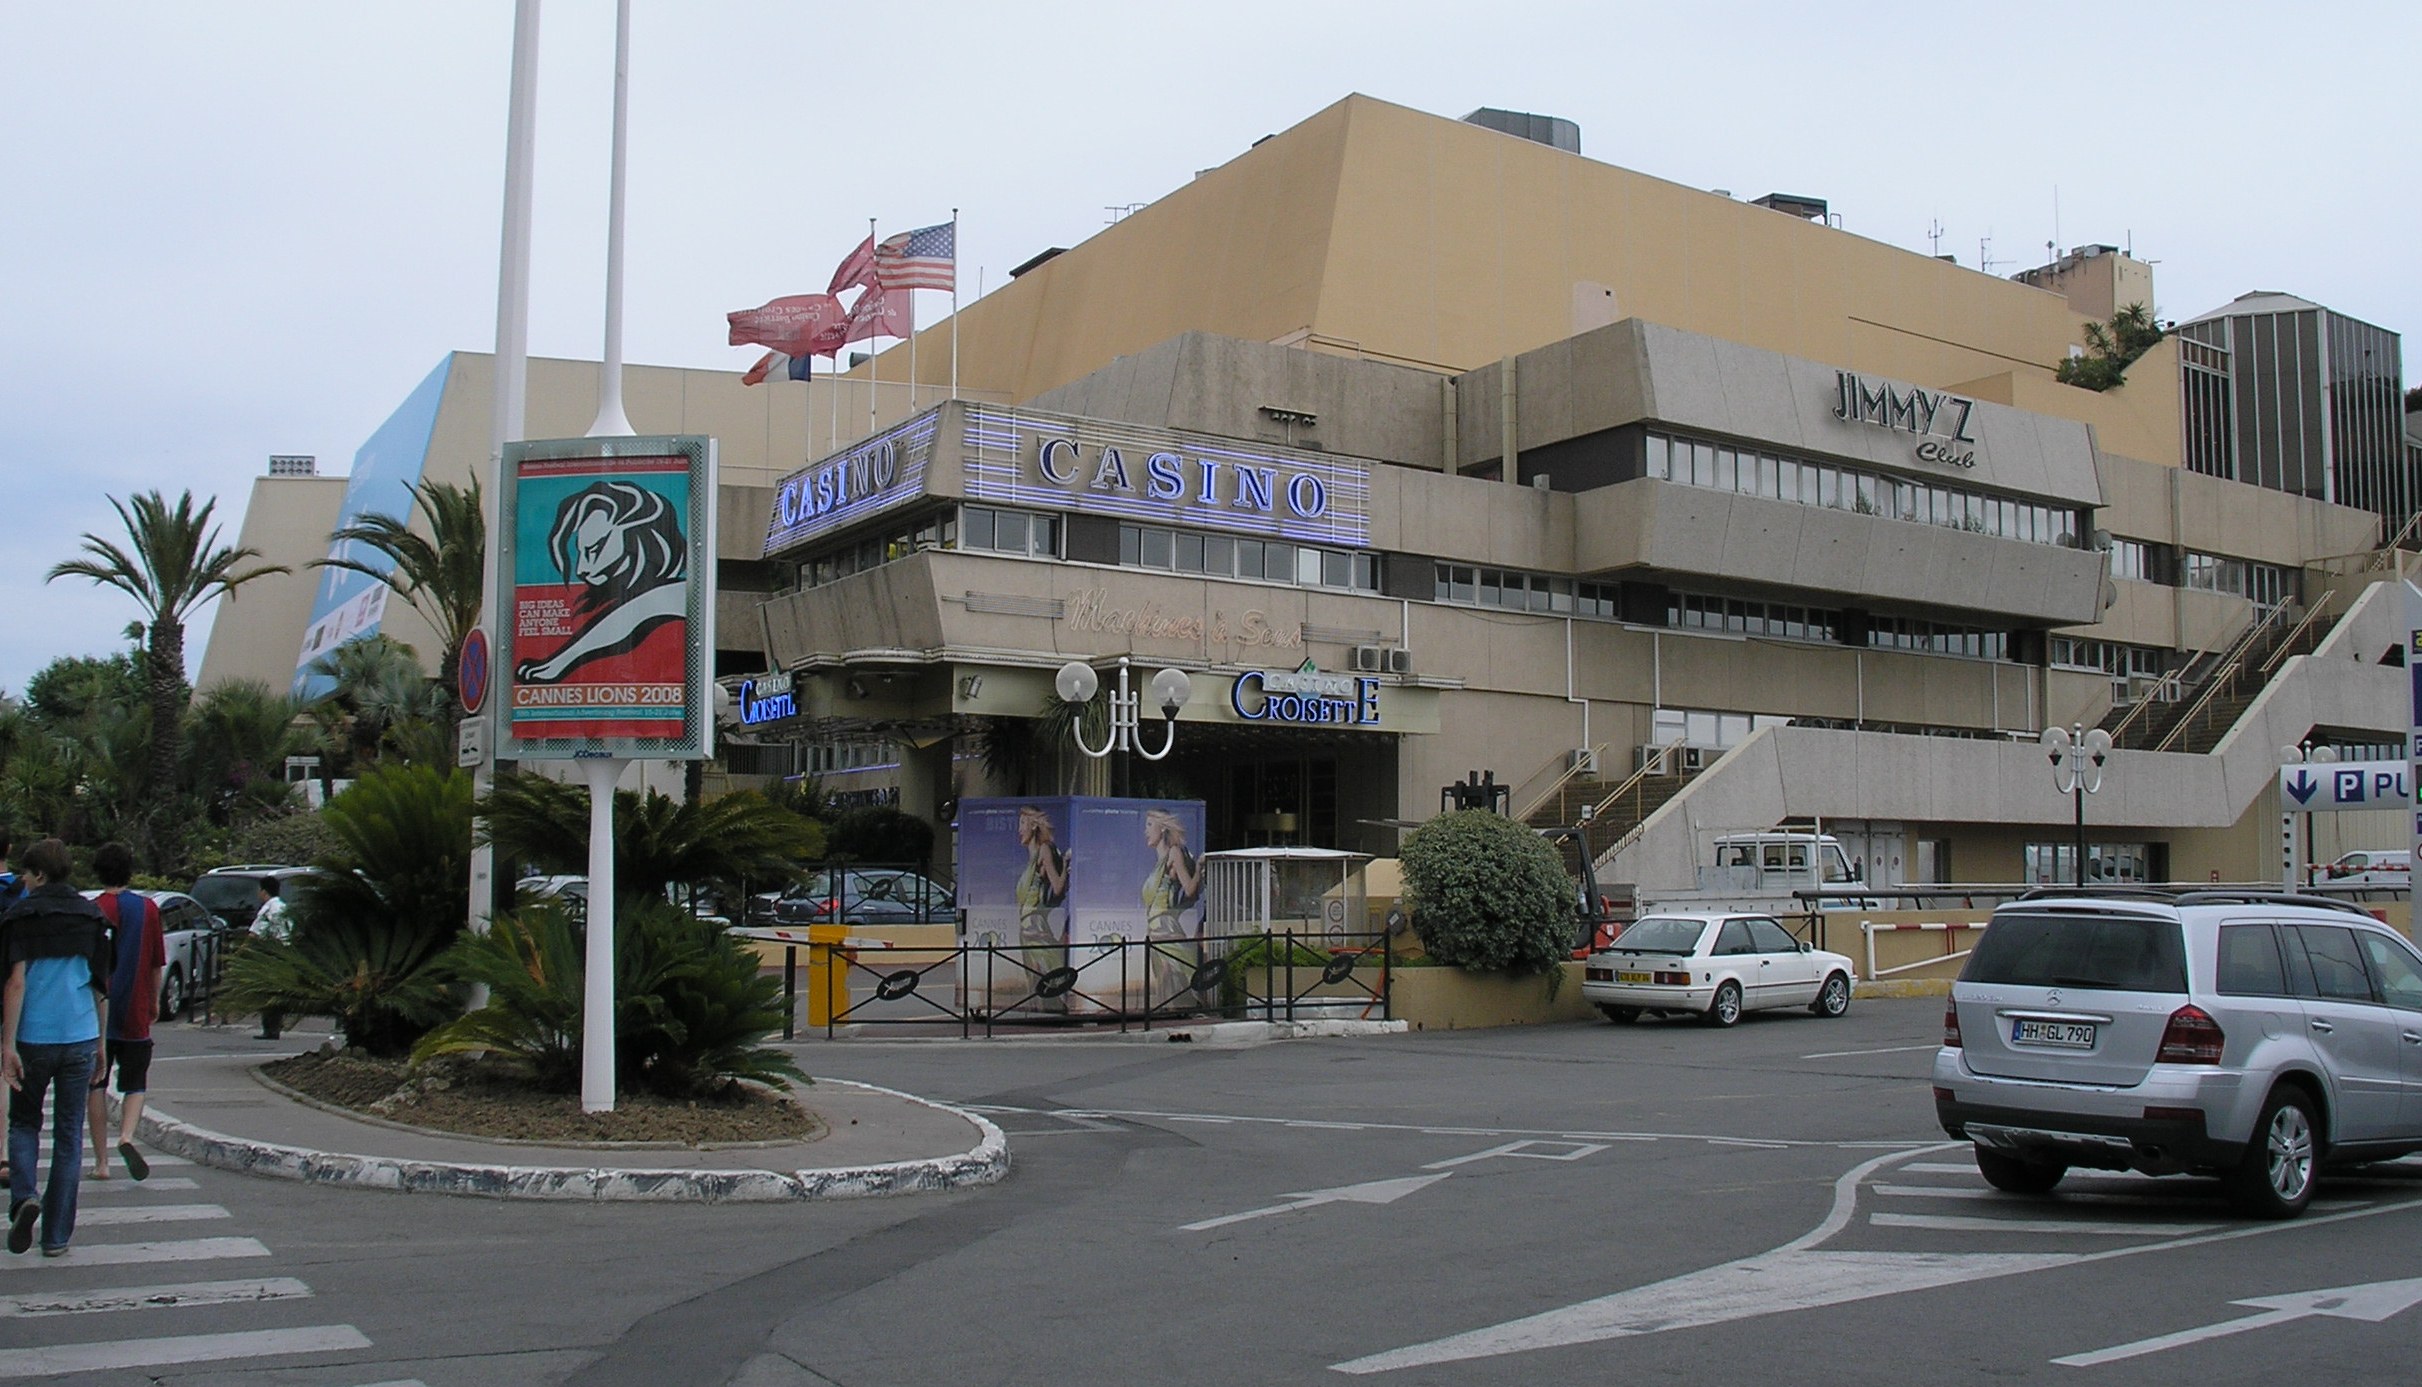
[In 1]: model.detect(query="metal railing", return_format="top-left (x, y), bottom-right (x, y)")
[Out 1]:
top-left (1511, 742), bottom-right (1612, 823)
top-left (764, 928), bottom-right (1395, 1038)
top-left (2153, 590), bottom-right (2333, 753)
top-left (2103, 603), bottom-right (2275, 748)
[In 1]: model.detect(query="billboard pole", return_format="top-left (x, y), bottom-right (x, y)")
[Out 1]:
top-left (473, 0), bottom-right (543, 948)
top-left (579, 0), bottom-right (636, 1114)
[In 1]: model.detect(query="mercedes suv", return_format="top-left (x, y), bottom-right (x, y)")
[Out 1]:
top-left (1933, 889), bottom-right (2422, 1219)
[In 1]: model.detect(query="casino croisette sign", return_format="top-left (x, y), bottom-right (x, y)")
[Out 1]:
top-left (1230, 667), bottom-right (1382, 727)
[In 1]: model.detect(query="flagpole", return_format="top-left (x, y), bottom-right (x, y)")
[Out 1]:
top-left (950, 208), bottom-right (960, 403)
top-left (908, 291), bottom-right (919, 414)
top-left (867, 216), bottom-right (878, 438)
top-left (588, 0), bottom-right (635, 441)
top-left (474, 0), bottom-right (542, 950)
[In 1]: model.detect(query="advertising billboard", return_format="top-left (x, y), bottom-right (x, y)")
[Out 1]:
top-left (292, 355), bottom-right (451, 698)
top-left (496, 435), bottom-right (716, 761)
top-left (957, 796), bottom-right (1209, 1016)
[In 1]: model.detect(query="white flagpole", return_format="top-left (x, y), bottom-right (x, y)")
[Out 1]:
top-left (949, 209), bottom-right (959, 403)
top-left (908, 290), bottom-right (919, 414)
top-left (474, 0), bottom-right (542, 948)
top-left (866, 216), bottom-right (878, 437)
top-left (588, 0), bottom-right (635, 440)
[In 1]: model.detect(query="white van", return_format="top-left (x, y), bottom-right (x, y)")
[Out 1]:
top-left (2319, 849), bottom-right (2411, 886)
top-left (1699, 833), bottom-right (1866, 898)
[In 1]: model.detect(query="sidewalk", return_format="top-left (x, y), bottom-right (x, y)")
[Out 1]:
top-left (136, 1032), bottom-right (1007, 1204)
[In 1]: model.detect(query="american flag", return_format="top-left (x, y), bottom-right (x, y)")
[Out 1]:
top-left (876, 221), bottom-right (955, 293)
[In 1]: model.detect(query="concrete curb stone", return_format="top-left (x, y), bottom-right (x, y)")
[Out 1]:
top-left (138, 1077), bottom-right (1010, 1203)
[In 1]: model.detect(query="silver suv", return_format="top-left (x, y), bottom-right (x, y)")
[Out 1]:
top-left (1933, 889), bottom-right (2422, 1219)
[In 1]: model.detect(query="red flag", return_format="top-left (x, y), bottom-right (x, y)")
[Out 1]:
top-left (727, 293), bottom-right (847, 354)
top-left (842, 283), bottom-right (913, 344)
top-left (828, 235), bottom-right (877, 294)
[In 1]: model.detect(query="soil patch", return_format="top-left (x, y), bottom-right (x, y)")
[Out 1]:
top-left (260, 1050), bottom-right (823, 1147)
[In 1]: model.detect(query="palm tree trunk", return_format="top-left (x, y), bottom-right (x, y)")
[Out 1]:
top-left (148, 620), bottom-right (186, 796)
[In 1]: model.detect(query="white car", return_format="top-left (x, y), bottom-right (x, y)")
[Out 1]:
top-left (84, 888), bottom-right (228, 1020)
top-left (1582, 911), bottom-right (1856, 1026)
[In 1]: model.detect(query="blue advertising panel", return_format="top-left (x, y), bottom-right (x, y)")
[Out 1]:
top-left (760, 411), bottom-right (937, 557)
top-left (292, 355), bottom-right (451, 699)
top-left (957, 796), bottom-right (1208, 1016)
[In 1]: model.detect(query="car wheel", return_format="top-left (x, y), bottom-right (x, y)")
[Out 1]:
top-left (1975, 1147), bottom-right (2066, 1195)
top-left (1702, 981), bottom-right (1743, 1028)
top-left (159, 965), bottom-right (188, 1022)
top-left (1598, 1005), bottom-right (1640, 1025)
top-left (2228, 1086), bottom-right (2318, 1219)
top-left (1810, 972), bottom-right (1851, 1018)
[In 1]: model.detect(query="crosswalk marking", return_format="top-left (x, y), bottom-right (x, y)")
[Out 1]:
top-left (0, 1237), bottom-right (269, 1271)
top-left (79, 1177), bottom-right (200, 1193)
top-left (0, 1277), bottom-right (311, 1319)
top-left (74, 1205), bottom-right (230, 1227)
top-left (1871, 1212), bottom-right (2217, 1236)
top-left (0, 1324), bottom-right (370, 1378)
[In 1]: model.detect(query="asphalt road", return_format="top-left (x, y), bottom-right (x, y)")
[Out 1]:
top-left (13, 997), bottom-right (2422, 1385)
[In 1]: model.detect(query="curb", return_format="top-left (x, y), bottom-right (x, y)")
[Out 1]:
top-left (807, 1018), bottom-right (1411, 1045)
top-left (138, 1077), bottom-right (1009, 1203)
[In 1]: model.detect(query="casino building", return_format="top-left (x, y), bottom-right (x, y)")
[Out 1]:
top-left (204, 95), bottom-right (2419, 894)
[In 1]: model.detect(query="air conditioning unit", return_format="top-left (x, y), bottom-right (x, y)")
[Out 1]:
top-left (2125, 673), bottom-right (2174, 704)
top-left (1679, 745), bottom-right (1711, 771)
top-left (1567, 747), bottom-right (1599, 775)
top-left (1350, 645), bottom-right (1385, 672)
top-left (1635, 744), bottom-right (1671, 773)
top-left (1385, 648), bottom-right (1414, 674)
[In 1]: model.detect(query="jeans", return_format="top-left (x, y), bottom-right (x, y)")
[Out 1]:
top-left (8, 1040), bottom-right (97, 1252)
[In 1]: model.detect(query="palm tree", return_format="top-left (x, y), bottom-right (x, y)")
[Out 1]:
top-left (314, 478), bottom-right (485, 717)
top-left (305, 635), bottom-right (448, 770)
top-left (48, 491), bottom-right (289, 796)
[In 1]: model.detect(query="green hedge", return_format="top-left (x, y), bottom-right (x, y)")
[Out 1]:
top-left (1399, 810), bottom-right (1570, 975)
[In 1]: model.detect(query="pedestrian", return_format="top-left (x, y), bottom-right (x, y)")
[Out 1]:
top-left (2, 837), bottom-right (112, 1258)
top-left (84, 844), bottom-right (161, 1182)
top-left (250, 876), bottom-right (290, 1041)
top-left (0, 827), bottom-right (21, 914)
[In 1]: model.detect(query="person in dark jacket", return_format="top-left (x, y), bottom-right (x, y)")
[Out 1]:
top-left (1, 838), bottom-right (111, 1257)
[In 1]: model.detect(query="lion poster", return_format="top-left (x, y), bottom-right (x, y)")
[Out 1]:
top-left (500, 437), bottom-right (713, 755)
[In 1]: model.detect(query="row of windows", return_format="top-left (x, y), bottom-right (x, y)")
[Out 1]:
top-left (806, 739), bottom-right (896, 775)
top-left (2109, 538), bottom-right (2155, 582)
top-left (2023, 842), bottom-right (2157, 885)
top-left (1647, 432), bottom-right (2085, 548)
top-left (964, 506), bottom-right (1061, 558)
top-left (2050, 637), bottom-right (2170, 680)
top-left (2183, 551), bottom-right (2293, 607)
top-left (1866, 615), bottom-right (2008, 660)
top-left (1121, 524), bottom-right (1378, 591)
top-left (1652, 706), bottom-right (1792, 750)
top-left (1670, 592), bottom-right (1839, 644)
top-left (1432, 564), bottom-right (1616, 615)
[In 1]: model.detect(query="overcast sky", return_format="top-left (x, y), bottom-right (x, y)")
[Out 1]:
top-left (3, 1), bottom-right (2415, 697)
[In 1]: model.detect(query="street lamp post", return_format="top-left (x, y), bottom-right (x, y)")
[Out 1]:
top-left (1057, 658), bottom-right (1192, 796)
top-left (2042, 723), bottom-right (2112, 888)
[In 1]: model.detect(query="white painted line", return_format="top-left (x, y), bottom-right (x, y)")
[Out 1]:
top-left (2056, 1310), bottom-right (2296, 1367)
top-left (2056, 1274), bottom-right (2422, 1367)
top-left (1871, 1212), bottom-right (2217, 1236)
top-left (1801, 1043), bottom-right (1943, 1059)
top-left (0, 1277), bottom-right (312, 1319)
top-left (73, 1205), bottom-right (230, 1227)
top-left (0, 1238), bottom-right (270, 1271)
top-left (350, 1380), bottom-right (429, 1387)
top-left (0, 1324), bottom-right (370, 1378)
top-left (1425, 1141), bottom-right (1609, 1171)
top-left (1897, 1162), bottom-right (1985, 1175)
top-left (1162, 1116), bottom-right (1235, 1124)
top-left (78, 1177), bottom-right (200, 1193)
top-left (1706, 1138), bottom-right (1792, 1150)
top-left (1284, 1121), bottom-right (1372, 1131)
top-left (1182, 1175), bottom-right (1450, 1232)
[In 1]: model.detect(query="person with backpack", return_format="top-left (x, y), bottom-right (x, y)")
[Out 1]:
top-left (1, 838), bottom-right (111, 1257)
top-left (83, 844), bottom-right (161, 1182)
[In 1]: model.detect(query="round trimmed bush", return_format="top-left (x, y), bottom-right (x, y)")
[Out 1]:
top-left (1400, 810), bottom-right (1571, 974)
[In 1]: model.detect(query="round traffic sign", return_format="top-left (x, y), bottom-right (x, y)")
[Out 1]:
top-left (459, 628), bottom-right (491, 715)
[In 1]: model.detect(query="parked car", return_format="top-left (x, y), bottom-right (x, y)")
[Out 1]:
top-left (757, 868), bottom-right (956, 930)
top-left (513, 875), bottom-right (733, 928)
top-left (1581, 911), bottom-right (1856, 1026)
top-left (1933, 889), bottom-right (2422, 1219)
top-left (188, 863), bottom-right (313, 934)
top-left (85, 888), bottom-right (228, 1020)
top-left (2316, 849), bottom-right (2410, 886)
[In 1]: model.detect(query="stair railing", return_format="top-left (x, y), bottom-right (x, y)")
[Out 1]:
top-left (2153, 598), bottom-right (2305, 754)
top-left (2258, 588), bottom-right (2340, 676)
top-left (1511, 741), bottom-right (1613, 824)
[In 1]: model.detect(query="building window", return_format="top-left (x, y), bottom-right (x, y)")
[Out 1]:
top-left (1434, 564), bottom-right (1583, 613)
top-left (1665, 590), bottom-right (1840, 643)
top-left (1865, 615), bottom-right (2007, 660)
top-left (2025, 841), bottom-right (2156, 886)
top-left (2182, 551), bottom-right (2293, 608)
top-left (798, 511), bottom-right (952, 588)
top-left (1648, 430), bottom-right (2081, 548)
top-left (1651, 706), bottom-right (1791, 750)
top-left (2108, 537), bottom-right (2155, 582)
top-left (1122, 523), bottom-right (1375, 591)
top-left (961, 505), bottom-right (1059, 559)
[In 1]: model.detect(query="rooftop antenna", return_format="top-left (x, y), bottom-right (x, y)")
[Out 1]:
top-left (1927, 219), bottom-right (1944, 258)
top-left (2052, 184), bottom-right (2061, 262)
top-left (1979, 233), bottom-right (2006, 276)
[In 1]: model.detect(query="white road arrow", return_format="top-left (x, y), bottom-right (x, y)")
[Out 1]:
top-left (2055, 1276), bottom-right (2422, 1367)
top-left (1181, 1175), bottom-right (1450, 1232)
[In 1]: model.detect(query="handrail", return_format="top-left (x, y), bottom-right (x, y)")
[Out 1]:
top-left (2153, 598), bottom-right (2302, 754)
top-left (2104, 605), bottom-right (2266, 747)
top-left (1583, 738), bottom-right (1687, 825)
top-left (2370, 511), bottom-right (2422, 570)
top-left (2259, 588), bottom-right (2339, 676)
top-left (1511, 740), bottom-right (1613, 823)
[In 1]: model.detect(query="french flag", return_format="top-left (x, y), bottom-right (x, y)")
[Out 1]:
top-left (741, 351), bottom-right (814, 386)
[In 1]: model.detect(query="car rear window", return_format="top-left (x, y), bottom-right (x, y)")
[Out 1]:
top-left (1962, 910), bottom-right (2187, 993)
top-left (1608, 917), bottom-right (1708, 954)
top-left (190, 877), bottom-right (256, 914)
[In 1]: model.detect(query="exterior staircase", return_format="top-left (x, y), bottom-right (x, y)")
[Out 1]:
top-left (2100, 592), bottom-right (2343, 756)
top-left (1522, 748), bottom-right (1704, 877)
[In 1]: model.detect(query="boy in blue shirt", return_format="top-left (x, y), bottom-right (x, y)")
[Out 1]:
top-left (1, 838), bottom-right (111, 1257)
